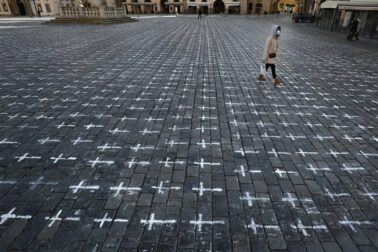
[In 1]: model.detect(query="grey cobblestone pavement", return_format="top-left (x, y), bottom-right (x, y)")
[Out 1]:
top-left (0, 15), bottom-right (378, 251)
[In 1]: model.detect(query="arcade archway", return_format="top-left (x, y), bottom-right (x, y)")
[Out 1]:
top-left (213, 0), bottom-right (224, 14)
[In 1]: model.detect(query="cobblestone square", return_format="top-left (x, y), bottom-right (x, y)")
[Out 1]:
top-left (0, 16), bottom-right (378, 251)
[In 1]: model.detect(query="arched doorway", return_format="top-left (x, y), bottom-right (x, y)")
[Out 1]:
top-left (213, 0), bottom-right (224, 14)
top-left (160, 0), bottom-right (169, 13)
top-left (17, 0), bottom-right (26, 15)
top-left (256, 3), bottom-right (262, 15)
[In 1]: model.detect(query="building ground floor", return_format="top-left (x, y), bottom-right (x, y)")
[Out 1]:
top-left (316, 3), bottom-right (378, 39)
top-left (124, 0), bottom-right (277, 15)
top-left (0, 0), bottom-right (58, 16)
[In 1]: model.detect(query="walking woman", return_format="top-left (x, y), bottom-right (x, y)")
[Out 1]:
top-left (258, 25), bottom-right (283, 86)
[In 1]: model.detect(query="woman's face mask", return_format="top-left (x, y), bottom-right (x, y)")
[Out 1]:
top-left (276, 30), bottom-right (281, 36)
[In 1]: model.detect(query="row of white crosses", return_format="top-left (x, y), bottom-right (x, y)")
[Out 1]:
top-left (235, 162), bottom-right (369, 178)
top-left (0, 207), bottom-right (373, 235)
top-left (68, 180), bottom-right (223, 197)
top-left (234, 147), bottom-right (378, 160)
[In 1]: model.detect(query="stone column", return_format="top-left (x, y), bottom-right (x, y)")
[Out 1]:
top-left (240, 0), bottom-right (247, 14)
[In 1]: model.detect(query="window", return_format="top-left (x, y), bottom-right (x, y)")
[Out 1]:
top-left (45, 3), bottom-right (51, 12)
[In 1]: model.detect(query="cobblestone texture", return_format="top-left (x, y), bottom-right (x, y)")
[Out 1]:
top-left (0, 15), bottom-right (378, 251)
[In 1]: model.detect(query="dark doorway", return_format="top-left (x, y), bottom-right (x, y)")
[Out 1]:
top-left (161, 0), bottom-right (169, 13)
top-left (213, 0), bottom-right (224, 14)
top-left (256, 3), bottom-right (262, 14)
top-left (17, 0), bottom-right (26, 15)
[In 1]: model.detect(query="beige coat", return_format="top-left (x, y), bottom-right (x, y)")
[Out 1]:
top-left (263, 25), bottom-right (280, 64)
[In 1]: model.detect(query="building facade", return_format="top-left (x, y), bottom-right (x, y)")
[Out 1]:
top-left (0, 0), bottom-right (59, 16)
top-left (316, 0), bottom-right (378, 39)
top-left (124, 0), bottom-right (279, 14)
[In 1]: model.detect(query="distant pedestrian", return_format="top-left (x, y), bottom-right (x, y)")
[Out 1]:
top-left (347, 18), bottom-right (360, 41)
top-left (277, 11), bottom-right (280, 17)
top-left (198, 8), bottom-right (202, 20)
top-left (258, 25), bottom-right (283, 86)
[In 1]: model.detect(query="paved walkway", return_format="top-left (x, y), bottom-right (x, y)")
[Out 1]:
top-left (0, 16), bottom-right (377, 252)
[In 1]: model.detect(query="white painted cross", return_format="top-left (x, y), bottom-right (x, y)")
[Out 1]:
top-left (343, 135), bottom-right (363, 142)
top-left (69, 112), bottom-right (86, 118)
top-left (50, 153), bottom-right (77, 164)
top-left (169, 126), bottom-right (191, 132)
top-left (131, 144), bottom-right (155, 152)
top-left (193, 158), bottom-right (221, 169)
top-left (330, 124), bottom-right (349, 129)
top-left (246, 217), bottom-right (281, 235)
top-left (71, 137), bottom-right (93, 145)
top-left (286, 134), bottom-right (306, 141)
top-left (343, 113), bottom-right (359, 119)
top-left (158, 157), bottom-right (185, 167)
top-left (313, 134), bottom-right (334, 141)
top-left (240, 192), bottom-right (270, 207)
top-left (152, 181), bottom-right (181, 194)
top-left (358, 151), bottom-right (378, 159)
top-left (15, 153), bottom-right (42, 163)
top-left (37, 137), bottom-right (61, 145)
top-left (304, 121), bottom-right (323, 128)
top-left (323, 188), bottom-right (350, 201)
top-left (199, 115), bottom-right (217, 120)
top-left (139, 128), bottom-right (160, 136)
top-left (0, 138), bottom-right (19, 145)
top-left (282, 193), bottom-right (312, 208)
top-left (44, 210), bottom-right (80, 227)
top-left (109, 128), bottom-right (130, 134)
top-left (290, 219), bottom-right (328, 236)
top-left (274, 168), bottom-right (298, 178)
top-left (94, 212), bottom-right (113, 228)
top-left (141, 213), bottom-right (177, 231)
top-left (197, 105), bottom-right (215, 110)
top-left (340, 164), bottom-right (365, 174)
top-left (296, 149), bottom-right (319, 157)
top-left (56, 122), bottom-right (75, 129)
top-left (256, 120), bottom-right (274, 128)
top-left (0, 208), bottom-right (32, 225)
top-left (84, 124), bottom-right (104, 130)
top-left (339, 216), bottom-right (372, 232)
top-left (321, 113), bottom-right (338, 119)
top-left (165, 140), bottom-right (188, 148)
top-left (97, 144), bottom-right (122, 151)
top-left (144, 117), bottom-right (164, 122)
top-left (110, 182), bottom-right (141, 196)
top-left (192, 182), bottom-right (222, 196)
top-left (196, 126), bottom-right (218, 133)
top-left (29, 176), bottom-right (58, 190)
top-left (88, 157), bottom-right (114, 168)
top-left (197, 139), bottom-right (220, 149)
top-left (189, 214), bottom-right (224, 232)
top-left (305, 164), bottom-right (331, 174)
top-left (360, 188), bottom-right (378, 201)
top-left (118, 116), bottom-right (137, 122)
top-left (268, 149), bottom-right (290, 158)
top-left (327, 149), bottom-right (349, 158)
top-left (280, 121), bottom-right (298, 127)
top-left (125, 157), bottom-right (150, 168)
top-left (235, 148), bottom-right (259, 157)
top-left (69, 180), bottom-right (100, 194)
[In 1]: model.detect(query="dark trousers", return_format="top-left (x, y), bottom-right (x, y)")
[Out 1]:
top-left (266, 64), bottom-right (276, 79)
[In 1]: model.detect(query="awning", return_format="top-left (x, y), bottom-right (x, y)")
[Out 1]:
top-left (164, 2), bottom-right (183, 5)
top-left (338, 5), bottom-right (378, 11)
top-left (124, 2), bottom-right (156, 5)
top-left (226, 2), bottom-right (240, 6)
top-left (187, 2), bottom-right (211, 6)
top-left (321, 0), bottom-right (378, 10)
